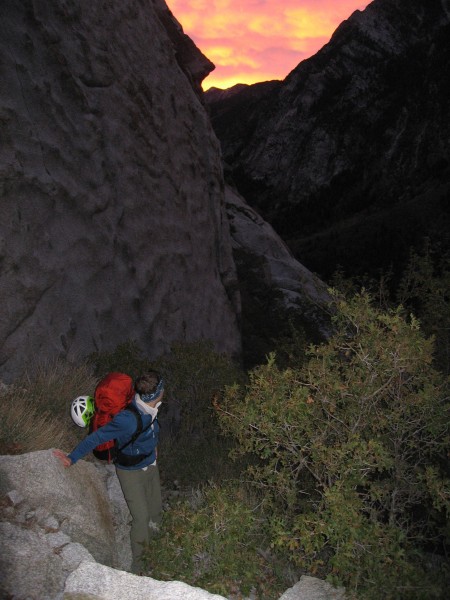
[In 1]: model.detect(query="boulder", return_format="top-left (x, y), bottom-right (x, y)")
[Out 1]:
top-left (63, 560), bottom-right (227, 600)
top-left (225, 185), bottom-right (331, 365)
top-left (0, 449), bottom-right (130, 569)
top-left (279, 575), bottom-right (346, 600)
top-left (226, 186), bottom-right (330, 316)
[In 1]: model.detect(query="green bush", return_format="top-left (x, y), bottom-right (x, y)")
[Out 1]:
top-left (5, 330), bottom-right (448, 597)
top-left (154, 340), bottom-right (245, 436)
top-left (143, 482), bottom-right (282, 598)
top-left (153, 340), bottom-right (247, 484)
top-left (218, 291), bottom-right (450, 598)
top-left (87, 340), bottom-right (153, 379)
top-left (330, 241), bottom-right (450, 376)
top-left (81, 338), bottom-right (248, 483)
top-left (396, 243), bottom-right (450, 375)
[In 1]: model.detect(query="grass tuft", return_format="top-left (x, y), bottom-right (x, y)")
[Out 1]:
top-left (0, 359), bottom-right (98, 454)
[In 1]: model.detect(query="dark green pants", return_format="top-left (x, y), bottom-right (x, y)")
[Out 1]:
top-left (116, 464), bottom-right (162, 573)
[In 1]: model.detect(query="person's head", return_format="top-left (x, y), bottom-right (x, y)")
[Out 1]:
top-left (134, 371), bottom-right (164, 406)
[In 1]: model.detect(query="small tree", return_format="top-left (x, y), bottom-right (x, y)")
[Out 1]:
top-left (397, 243), bottom-right (450, 375)
top-left (87, 340), bottom-right (152, 378)
top-left (218, 291), bottom-right (450, 598)
top-left (153, 340), bottom-right (246, 484)
top-left (154, 340), bottom-right (245, 437)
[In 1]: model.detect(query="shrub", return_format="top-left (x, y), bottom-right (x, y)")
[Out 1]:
top-left (396, 243), bottom-right (450, 375)
top-left (154, 340), bottom-right (245, 436)
top-left (217, 291), bottom-right (450, 598)
top-left (143, 482), bottom-right (282, 598)
top-left (331, 241), bottom-right (450, 376)
top-left (153, 340), bottom-right (246, 484)
top-left (86, 338), bottom-right (247, 483)
top-left (87, 340), bottom-right (153, 379)
top-left (270, 317), bottom-right (310, 370)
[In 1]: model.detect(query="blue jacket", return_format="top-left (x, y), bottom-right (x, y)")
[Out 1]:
top-left (68, 398), bottom-right (159, 470)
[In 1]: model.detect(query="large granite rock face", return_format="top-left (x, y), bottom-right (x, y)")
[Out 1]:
top-left (206, 0), bottom-right (450, 280)
top-left (0, 0), bottom-right (240, 381)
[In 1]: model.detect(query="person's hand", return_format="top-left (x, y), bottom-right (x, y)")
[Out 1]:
top-left (53, 449), bottom-right (72, 468)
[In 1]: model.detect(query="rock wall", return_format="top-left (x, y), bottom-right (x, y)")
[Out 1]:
top-left (225, 185), bottom-right (331, 365)
top-left (0, 0), bottom-right (241, 381)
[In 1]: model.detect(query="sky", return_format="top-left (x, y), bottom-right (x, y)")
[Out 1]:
top-left (166, 0), bottom-right (370, 90)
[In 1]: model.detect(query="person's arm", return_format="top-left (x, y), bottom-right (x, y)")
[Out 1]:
top-left (53, 411), bottom-right (135, 467)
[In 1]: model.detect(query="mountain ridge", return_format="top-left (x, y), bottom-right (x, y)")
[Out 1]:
top-left (206, 0), bottom-right (450, 279)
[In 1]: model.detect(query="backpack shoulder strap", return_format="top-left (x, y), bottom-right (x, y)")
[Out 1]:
top-left (124, 403), bottom-right (143, 435)
top-left (116, 404), bottom-right (154, 452)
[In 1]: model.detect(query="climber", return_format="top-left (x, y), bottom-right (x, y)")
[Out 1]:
top-left (53, 371), bottom-right (164, 575)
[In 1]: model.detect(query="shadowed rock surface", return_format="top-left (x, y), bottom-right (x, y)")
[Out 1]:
top-left (225, 185), bottom-right (331, 366)
top-left (0, 0), bottom-right (240, 381)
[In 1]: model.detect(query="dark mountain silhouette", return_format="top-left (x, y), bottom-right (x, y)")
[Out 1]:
top-left (205, 0), bottom-right (450, 281)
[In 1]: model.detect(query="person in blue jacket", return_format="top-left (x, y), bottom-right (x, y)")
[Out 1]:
top-left (54, 371), bottom-right (164, 574)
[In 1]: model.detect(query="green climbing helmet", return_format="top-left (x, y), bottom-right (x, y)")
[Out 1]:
top-left (70, 395), bottom-right (95, 428)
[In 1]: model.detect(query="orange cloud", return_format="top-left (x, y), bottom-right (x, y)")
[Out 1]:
top-left (167, 0), bottom-right (370, 89)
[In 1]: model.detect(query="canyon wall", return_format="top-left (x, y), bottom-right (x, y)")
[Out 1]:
top-left (0, 0), bottom-right (241, 380)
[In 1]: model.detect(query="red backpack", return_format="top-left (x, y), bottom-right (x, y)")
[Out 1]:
top-left (91, 372), bottom-right (135, 461)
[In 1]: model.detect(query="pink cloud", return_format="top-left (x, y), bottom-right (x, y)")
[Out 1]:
top-left (166, 0), bottom-right (370, 89)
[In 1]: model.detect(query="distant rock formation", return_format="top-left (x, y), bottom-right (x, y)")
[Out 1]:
top-left (225, 185), bottom-right (331, 365)
top-left (206, 0), bottom-right (450, 280)
top-left (0, 0), bottom-right (240, 381)
top-left (206, 81), bottom-right (281, 164)
top-left (0, 449), bottom-right (347, 600)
